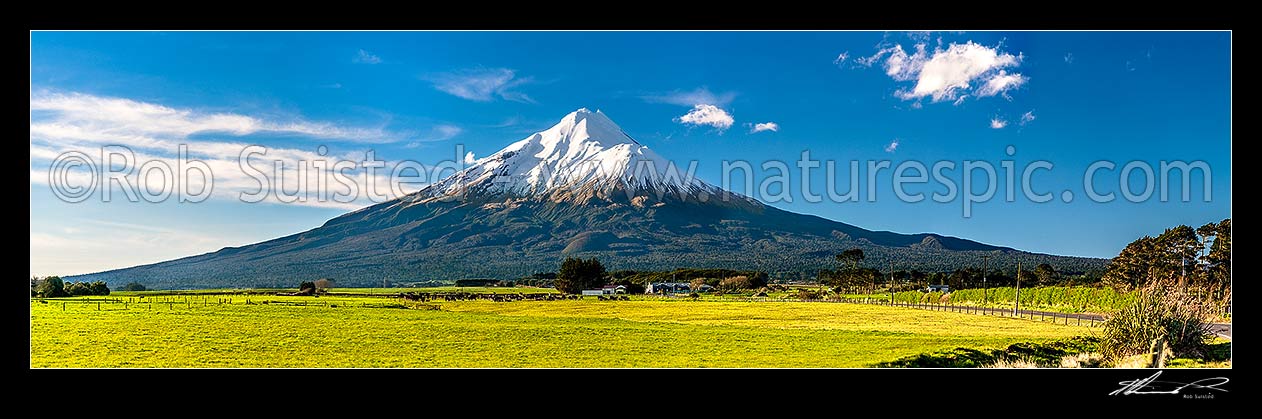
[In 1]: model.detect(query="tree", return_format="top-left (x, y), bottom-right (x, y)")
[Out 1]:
top-left (298, 281), bottom-right (317, 295)
top-left (1033, 263), bottom-right (1058, 286)
top-left (836, 248), bottom-right (865, 271)
top-left (1104, 236), bottom-right (1154, 289)
top-left (35, 276), bottom-right (66, 297)
top-left (1203, 219), bottom-right (1230, 285)
top-left (718, 276), bottom-right (752, 292)
top-left (65, 281), bottom-right (90, 296)
top-left (314, 278), bottom-right (336, 291)
top-left (689, 277), bottom-right (708, 293)
top-left (1201, 219), bottom-right (1231, 304)
top-left (122, 282), bottom-right (147, 292)
top-left (1101, 219), bottom-right (1231, 312)
top-left (88, 281), bottom-right (110, 296)
top-left (555, 257), bottom-right (607, 294)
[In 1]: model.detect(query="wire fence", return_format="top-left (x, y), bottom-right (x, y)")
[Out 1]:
top-left (716, 296), bottom-right (1105, 327)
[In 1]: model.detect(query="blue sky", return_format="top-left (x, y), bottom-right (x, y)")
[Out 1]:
top-left (30, 31), bottom-right (1231, 276)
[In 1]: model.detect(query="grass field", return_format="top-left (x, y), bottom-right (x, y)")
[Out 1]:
top-left (31, 295), bottom-right (1090, 368)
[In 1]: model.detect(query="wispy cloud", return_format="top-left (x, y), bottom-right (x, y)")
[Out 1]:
top-left (353, 49), bottom-right (382, 64)
top-left (642, 87), bottom-right (737, 107)
top-left (427, 68), bottom-right (534, 103)
top-left (489, 116), bottom-right (521, 128)
top-left (990, 117), bottom-right (1007, 129)
top-left (859, 41), bottom-right (1027, 104)
top-left (1064, 53), bottom-right (1075, 64)
top-left (747, 122), bottom-right (779, 133)
top-left (833, 52), bottom-right (850, 65)
top-left (29, 92), bottom-right (398, 143)
top-left (675, 104), bottom-right (734, 131)
top-left (1020, 110), bottom-right (1036, 126)
top-left (884, 139), bottom-right (900, 153)
top-left (29, 91), bottom-right (448, 210)
top-left (404, 124), bottom-right (463, 148)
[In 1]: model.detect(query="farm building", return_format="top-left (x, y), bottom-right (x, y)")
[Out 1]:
top-left (645, 282), bottom-right (714, 294)
top-left (925, 284), bottom-right (950, 293)
top-left (581, 285), bottom-right (627, 296)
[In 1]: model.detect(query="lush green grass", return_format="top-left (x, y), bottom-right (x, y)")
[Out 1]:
top-left (31, 295), bottom-right (1090, 368)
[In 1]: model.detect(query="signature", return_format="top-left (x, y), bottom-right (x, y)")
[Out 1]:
top-left (1110, 371), bottom-right (1230, 396)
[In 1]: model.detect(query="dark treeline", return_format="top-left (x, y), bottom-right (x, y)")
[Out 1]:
top-left (818, 265), bottom-right (1097, 293)
top-left (1102, 218), bottom-right (1230, 301)
top-left (817, 245), bottom-right (1096, 294)
top-left (31, 276), bottom-right (110, 297)
top-left (522, 260), bottom-right (770, 294)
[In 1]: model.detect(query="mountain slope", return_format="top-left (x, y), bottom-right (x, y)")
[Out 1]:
top-left (70, 109), bottom-right (1106, 289)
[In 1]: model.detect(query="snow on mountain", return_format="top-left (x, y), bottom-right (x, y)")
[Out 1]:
top-left (417, 109), bottom-right (727, 204)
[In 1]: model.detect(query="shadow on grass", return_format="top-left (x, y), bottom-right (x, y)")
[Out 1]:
top-left (873, 336), bottom-right (1101, 368)
top-left (1204, 341), bottom-right (1232, 362)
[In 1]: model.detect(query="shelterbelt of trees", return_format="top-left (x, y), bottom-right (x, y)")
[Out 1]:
top-left (815, 219), bottom-right (1230, 300)
top-left (1102, 219), bottom-right (1230, 299)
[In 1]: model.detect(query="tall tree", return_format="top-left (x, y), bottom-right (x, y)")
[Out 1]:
top-left (1158, 225), bottom-right (1200, 286)
top-left (35, 276), bottom-right (66, 297)
top-left (836, 248), bottom-right (865, 271)
top-left (555, 257), bottom-right (607, 294)
top-left (1203, 219), bottom-right (1231, 295)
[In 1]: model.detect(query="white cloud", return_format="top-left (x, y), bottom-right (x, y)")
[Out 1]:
top-left (833, 52), bottom-right (850, 65)
top-left (29, 92), bottom-right (452, 210)
top-left (464, 151), bottom-right (478, 165)
top-left (1064, 53), bottom-right (1075, 64)
top-left (427, 68), bottom-right (534, 103)
top-left (642, 87), bottom-right (737, 107)
top-left (354, 49), bottom-right (382, 64)
top-left (976, 70), bottom-right (1028, 98)
top-left (862, 41), bottom-right (1027, 104)
top-left (29, 92), bottom-right (396, 143)
top-left (675, 104), bottom-right (734, 131)
top-left (748, 122), bottom-right (779, 133)
top-left (1020, 111), bottom-right (1036, 125)
top-left (884, 139), bottom-right (900, 153)
top-left (990, 117), bottom-right (1007, 129)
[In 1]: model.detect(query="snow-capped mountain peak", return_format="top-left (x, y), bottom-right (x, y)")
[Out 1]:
top-left (418, 108), bottom-right (723, 203)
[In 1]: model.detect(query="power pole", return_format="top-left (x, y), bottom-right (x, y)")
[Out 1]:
top-left (888, 260), bottom-right (894, 304)
top-left (981, 254), bottom-right (991, 305)
top-left (1013, 259), bottom-right (1021, 316)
